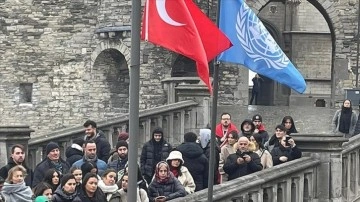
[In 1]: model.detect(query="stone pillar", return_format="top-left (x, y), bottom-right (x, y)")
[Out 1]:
top-left (0, 126), bottom-right (33, 167)
top-left (292, 134), bottom-right (347, 202)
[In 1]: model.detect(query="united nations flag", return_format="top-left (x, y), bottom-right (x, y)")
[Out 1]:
top-left (218, 0), bottom-right (306, 94)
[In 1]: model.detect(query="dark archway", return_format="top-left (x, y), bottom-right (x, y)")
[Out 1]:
top-left (171, 55), bottom-right (214, 77)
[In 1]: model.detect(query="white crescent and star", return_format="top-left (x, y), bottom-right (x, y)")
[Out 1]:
top-left (156, 0), bottom-right (185, 26)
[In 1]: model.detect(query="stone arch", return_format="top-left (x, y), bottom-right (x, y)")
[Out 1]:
top-left (90, 41), bottom-right (131, 69)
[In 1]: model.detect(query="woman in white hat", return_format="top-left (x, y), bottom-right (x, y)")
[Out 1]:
top-left (166, 151), bottom-right (196, 194)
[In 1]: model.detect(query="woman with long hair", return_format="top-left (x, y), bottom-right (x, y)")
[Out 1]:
top-left (1, 165), bottom-right (32, 202)
top-left (32, 182), bottom-right (53, 201)
top-left (281, 116), bottom-right (298, 135)
top-left (148, 161), bottom-right (186, 202)
top-left (43, 169), bottom-right (61, 192)
top-left (78, 173), bottom-right (107, 202)
top-left (117, 172), bottom-right (149, 202)
top-left (52, 174), bottom-right (81, 202)
top-left (332, 99), bottom-right (358, 138)
top-left (98, 169), bottom-right (120, 201)
top-left (166, 151), bottom-right (195, 194)
top-left (249, 134), bottom-right (273, 169)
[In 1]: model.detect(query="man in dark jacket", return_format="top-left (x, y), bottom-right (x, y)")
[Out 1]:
top-left (140, 127), bottom-right (172, 184)
top-left (271, 135), bottom-right (302, 166)
top-left (177, 132), bottom-right (209, 192)
top-left (252, 114), bottom-right (269, 144)
top-left (33, 142), bottom-right (70, 188)
top-left (224, 136), bottom-right (263, 181)
top-left (83, 120), bottom-right (111, 162)
top-left (0, 144), bottom-right (33, 187)
top-left (65, 137), bottom-right (84, 166)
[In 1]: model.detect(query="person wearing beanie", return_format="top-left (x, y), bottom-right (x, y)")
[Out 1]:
top-left (66, 137), bottom-right (85, 166)
top-left (140, 127), bottom-right (172, 184)
top-left (33, 142), bottom-right (70, 188)
top-left (108, 140), bottom-right (129, 178)
top-left (52, 173), bottom-right (81, 202)
top-left (118, 132), bottom-right (129, 142)
top-left (239, 119), bottom-right (256, 140)
top-left (176, 132), bottom-right (209, 191)
top-left (252, 114), bottom-right (269, 145)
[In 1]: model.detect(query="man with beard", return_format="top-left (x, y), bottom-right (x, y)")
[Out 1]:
top-left (108, 140), bottom-right (129, 176)
top-left (33, 142), bottom-right (70, 188)
top-left (215, 113), bottom-right (239, 143)
top-left (271, 135), bottom-right (302, 166)
top-left (140, 127), bottom-right (172, 184)
top-left (0, 144), bottom-right (33, 187)
top-left (223, 137), bottom-right (262, 181)
top-left (73, 140), bottom-right (107, 175)
top-left (83, 120), bottom-right (111, 162)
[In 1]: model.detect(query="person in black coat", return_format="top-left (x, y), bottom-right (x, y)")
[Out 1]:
top-left (224, 137), bottom-right (263, 181)
top-left (176, 132), bottom-right (209, 192)
top-left (148, 161), bottom-right (186, 202)
top-left (0, 144), bottom-right (33, 187)
top-left (83, 120), bottom-right (111, 162)
top-left (65, 137), bottom-right (84, 166)
top-left (265, 125), bottom-right (287, 152)
top-left (271, 135), bottom-right (302, 166)
top-left (140, 127), bottom-right (172, 184)
top-left (33, 142), bottom-right (70, 188)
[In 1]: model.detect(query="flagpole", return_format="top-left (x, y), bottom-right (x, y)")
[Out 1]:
top-left (128, 0), bottom-right (141, 201)
top-left (208, 0), bottom-right (222, 201)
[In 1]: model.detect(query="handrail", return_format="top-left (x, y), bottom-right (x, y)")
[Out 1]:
top-left (342, 134), bottom-right (360, 154)
top-left (29, 100), bottom-right (198, 145)
top-left (170, 157), bottom-right (320, 201)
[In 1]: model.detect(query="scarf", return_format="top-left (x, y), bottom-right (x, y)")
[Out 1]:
top-left (155, 161), bottom-right (171, 183)
top-left (97, 180), bottom-right (118, 201)
top-left (51, 161), bottom-right (63, 175)
top-left (84, 154), bottom-right (98, 163)
top-left (339, 107), bottom-right (352, 134)
top-left (2, 181), bottom-right (33, 202)
top-left (170, 167), bottom-right (179, 178)
top-left (199, 129), bottom-right (211, 149)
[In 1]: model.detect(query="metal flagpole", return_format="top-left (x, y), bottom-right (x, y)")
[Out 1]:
top-left (128, 0), bottom-right (141, 201)
top-left (208, 0), bottom-right (222, 201)
top-left (356, 0), bottom-right (360, 87)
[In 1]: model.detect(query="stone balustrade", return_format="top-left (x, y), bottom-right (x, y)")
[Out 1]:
top-left (26, 100), bottom-right (202, 169)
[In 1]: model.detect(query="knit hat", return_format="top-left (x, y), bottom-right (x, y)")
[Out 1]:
top-left (34, 196), bottom-right (49, 202)
top-left (73, 137), bottom-right (85, 147)
top-left (118, 132), bottom-right (129, 141)
top-left (166, 151), bottom-right (184, 164)
top-left (116, 140), bottom-right (128, 150)
top-left (60, 173), bottom-right (76, 187)
top-left (45, 142), bottom-right (59, 155)
top-left (252, 114), bottom-right (262, 122)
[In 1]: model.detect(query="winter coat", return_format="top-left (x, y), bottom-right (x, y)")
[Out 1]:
top-left (97, 179), bottom-right (118, 202)
top-left (271, 145), bottom-right (302, 166)
top-left (1, 181), bottom-right (33, 202)
top-left (223, 151), bottom-right (263, 181)
top-left (148, 176), bottom-right (186, 202)
top-left (65, 144), bottom-right (83, 166)
top-left (72, 157), bottom-right (108, 175)
top-left (118, 188), bottom-right (149, 202)
top-left (215, 123), bottom-right (239, 139)
top-left (176, 142), bottom-right (209, 191)
top-left (176, 166), bottom-right (196, 194)
top-left (52, 185), bottom-right (82, 202)
top-left (219, 143), bottom-right (236, 181)
top-left (140, 141), bottom-right (172, 181)
top-left (84, 130), bottom-right (111, 162)
top-left (78, 188), bottom-right (107, 202)
top-left (33, 157), bottom-right (70, 188)
top-left (332, 109), bottom-right (358, 136)
top-left (0, 157), bottom-right (33, 187)
top-left (203, 143), bottom-right (220, 185)
top-left (107, 156), bottom-right (128, 174)
top-left (254, 149), bottom-right (273, 169)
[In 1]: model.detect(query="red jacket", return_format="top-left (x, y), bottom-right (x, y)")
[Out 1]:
top-left (215, 123), bottom-right (239, 138)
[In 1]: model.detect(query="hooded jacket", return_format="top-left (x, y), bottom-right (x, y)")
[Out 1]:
top-left (0, 157), bottom-right (33, 187)
top-left (84, 130), bottom-right (111, 162)
top-left (65, 144), bottom-right (83, 166)
top-left (176, 142), bottom-right (209, 191)
top-left (52, 185), bottom-right (82, 202)
top-left (140, 128), bottom-right (172, 182)
top-left (1, 181), bottom-right (33, 202)
top-left (271, 144), bottom-right (302, 166)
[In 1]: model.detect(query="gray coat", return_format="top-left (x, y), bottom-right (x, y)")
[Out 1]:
top-left (332, 109), bottom-right (357, 135)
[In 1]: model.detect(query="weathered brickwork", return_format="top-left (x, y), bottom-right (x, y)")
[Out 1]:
top-left (0, 0), bottom-right (358, 136)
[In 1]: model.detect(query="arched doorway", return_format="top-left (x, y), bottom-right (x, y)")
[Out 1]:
top-left (92, 48), bottom-right (129, 115)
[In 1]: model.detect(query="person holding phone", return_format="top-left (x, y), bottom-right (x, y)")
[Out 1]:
top-left (270, 135), bottom-right (302, 166)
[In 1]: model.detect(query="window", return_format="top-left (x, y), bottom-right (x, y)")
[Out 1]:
top-left (19, 83), bottom-right (33, 103)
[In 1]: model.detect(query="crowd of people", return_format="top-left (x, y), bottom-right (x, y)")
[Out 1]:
top-left (0, 115), bottom-right (303, 202)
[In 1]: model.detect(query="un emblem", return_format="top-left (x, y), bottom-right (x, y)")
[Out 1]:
top-left (236, 3), bottom-right (289, 70)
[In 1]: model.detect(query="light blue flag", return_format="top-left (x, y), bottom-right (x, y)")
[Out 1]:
top-left (218, 0), bottom-right (306, 93)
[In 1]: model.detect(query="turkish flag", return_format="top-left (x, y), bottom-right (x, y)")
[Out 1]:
top-left (141, 0), bottom-right (232, 93)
